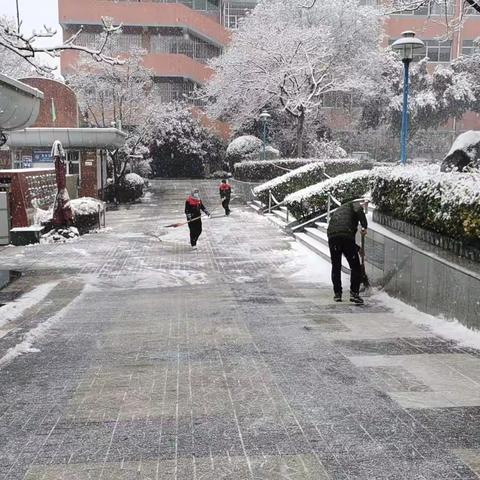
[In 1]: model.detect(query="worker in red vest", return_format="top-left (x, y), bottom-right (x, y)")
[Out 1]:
top-left (219, 179), bottom-right (232, 216)
top-left (185, 188), bottom-right (210, 248)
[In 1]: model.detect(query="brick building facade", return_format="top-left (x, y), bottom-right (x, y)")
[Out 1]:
top-left (58, 0), bottom-right (258, 104)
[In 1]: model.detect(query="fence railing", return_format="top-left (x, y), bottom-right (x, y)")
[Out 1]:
top-left (287, 196), bottom-right (369, 232)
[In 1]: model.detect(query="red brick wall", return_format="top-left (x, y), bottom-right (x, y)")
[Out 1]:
top-left (19, 78), bottom-right (79, 128)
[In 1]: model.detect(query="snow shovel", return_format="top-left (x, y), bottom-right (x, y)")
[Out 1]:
top-left (359, 234), bottom-right (370, 290)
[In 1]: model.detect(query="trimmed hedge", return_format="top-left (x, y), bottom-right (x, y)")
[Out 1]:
top-left (252, 159), bottom-right (374, 203)
top-left (235, 159), bottom-right (316, 182)
top-left (371, 166), bottom-right (480, 243)
top-left (236, 157), bottom-right (373, 183)
top-left (254, 162), bottom-right (324, 203)
top-left (284, 170), bottom-right (372, 219)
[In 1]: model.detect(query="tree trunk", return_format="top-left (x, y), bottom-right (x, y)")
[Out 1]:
top-left (296, 111), bottom-right (305, 158)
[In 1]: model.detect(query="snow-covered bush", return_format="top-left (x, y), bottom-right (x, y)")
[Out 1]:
top-left (105, 173), bottom-right (146, 203)
top-left (226, 135), bottom-right (263, 167)
top-left (441, 130), bottom-right (480, 172)
top-left (133, 159), bottom-right (153, 178)
top-left (71, 197), bottom-right (105, 233)
top-left (148, 102), bottom-right (225, 178)
top-left (284, 170), bottom-right (372, 219)
top-left (372, 166), bottom-right (480, 243)
top-left (234, 158), bottom-right (318, 182)
top-left (310, 139), bottom-right (347, 159)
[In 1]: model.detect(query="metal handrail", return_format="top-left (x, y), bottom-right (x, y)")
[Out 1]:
top-left (287, 196), bottom-right (369, 232)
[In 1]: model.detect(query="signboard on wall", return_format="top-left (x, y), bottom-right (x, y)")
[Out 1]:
top-left (22, 156), bottom-right (32, 168)
top-left (32, 150), bottom-right (52, 163)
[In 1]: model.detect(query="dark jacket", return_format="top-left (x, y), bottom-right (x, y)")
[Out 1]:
top-left (185, 196), bottom-right (207, 220)
top-left (327, 202), bottom-right (368, 240)
top-left (219, 183), bottom-right (232, 200)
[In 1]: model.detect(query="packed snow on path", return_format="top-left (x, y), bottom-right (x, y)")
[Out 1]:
top-left (0, 284), bottom-right (88, 367)
top-left (0, 282), bottom-right (58, 329)
top-left (374, 291), bottom-right (480, 350)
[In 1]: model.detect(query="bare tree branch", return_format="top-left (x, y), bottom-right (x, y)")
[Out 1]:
top-left (0, 16), bottom-right (125, 74)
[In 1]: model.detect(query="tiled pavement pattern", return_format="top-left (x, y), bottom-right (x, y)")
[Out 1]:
top-left (0, 180), bottom-right (480, 479)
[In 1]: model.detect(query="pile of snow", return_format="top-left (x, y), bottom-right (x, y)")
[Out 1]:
top-left (70, 197), bottom-right (104, 216)
top-left (371, 165), bottom-right (480, 241)
top-left (285, 170), bottom-right (372, 218)
top-left (41, 226), bottom-right (80, 244)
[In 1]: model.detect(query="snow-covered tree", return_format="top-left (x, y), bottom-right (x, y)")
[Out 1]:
top-left (0, 16), bottom-right (38, 78)
top-left (147, 102), bottom-right (225, 178)
top-left (0, 13), bottom-right (123, 74)
top-left (204, 0), bottom-right (383, 158)
top-left (358, 53), bottom-right (475, 138)
top-left (66, 50), bottom-right (155, 200)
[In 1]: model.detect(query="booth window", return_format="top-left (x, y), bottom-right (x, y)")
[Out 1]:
top-left (67, 151), bottom-right (80, 175)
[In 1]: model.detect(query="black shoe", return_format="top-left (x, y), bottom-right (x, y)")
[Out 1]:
top-left (334, 294), bottom-right (342, 302)
top-left (350, 293), bottom-right (364, 305)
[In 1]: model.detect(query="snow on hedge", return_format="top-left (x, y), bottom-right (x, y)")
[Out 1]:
top-left (254, 162), bottom-right (325, 202)
top-left (234, 158), bottom-right (317, 182)
top-left (235, 157), bottom-right (373, 183)
top-left (284, 170), bottom-right (372, 219)
top-left (252, 158), bottom-right (374, 204)
top-left (371, 165), bottom-right (480, 242)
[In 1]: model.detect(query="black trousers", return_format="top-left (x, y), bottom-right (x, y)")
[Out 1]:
top-left (222, 197), bottom-right (230, 215)
top-left (188, 219), bottom-right (202, 246)
top-left (328, 236), bottom-right (361, 295)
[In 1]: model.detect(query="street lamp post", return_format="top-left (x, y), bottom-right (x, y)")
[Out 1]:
top-left (391, 31), bottom-right (425, 166)
top-left (259, 110), bottom-right (271, 161)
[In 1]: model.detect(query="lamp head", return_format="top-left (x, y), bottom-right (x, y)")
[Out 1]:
top-left (391, 31), bottom-right (425, 61)
top-left (259, 110), bottom-right (271, 122)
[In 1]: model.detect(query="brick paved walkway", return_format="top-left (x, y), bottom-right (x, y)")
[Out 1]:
top-left (1, 180), bottom-right (480, 479)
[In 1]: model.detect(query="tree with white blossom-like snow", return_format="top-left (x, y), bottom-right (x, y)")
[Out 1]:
top-left (203, 0), bottom-right (383, 157)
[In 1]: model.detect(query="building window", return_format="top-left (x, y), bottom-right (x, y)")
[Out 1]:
top-left (464, 4), bottom-right (480, 15)
top-left (462, 39), bottom-right (480, 56)
top-left (390, 0), bottom-right (454, 16)
top-left (222, 2), bottom-right (258, 29)
top-left (358, 0), bottom-right (379, 6)
top-left (389, 39), bottom-right (451, 62)
top-left (150, 30), bottom-right (221, 63)
top-left (153, 79), bottom-right (201, 104)
top-left (121, 0), bottom-right (220, 11)
top-left (76, 32), bottom-right (142, 53)
top-left (67, 151), bottom-right (80, 175)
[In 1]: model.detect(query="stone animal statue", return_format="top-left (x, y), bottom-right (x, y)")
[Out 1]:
top-left (441, 131), bottom-right (480, 172)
